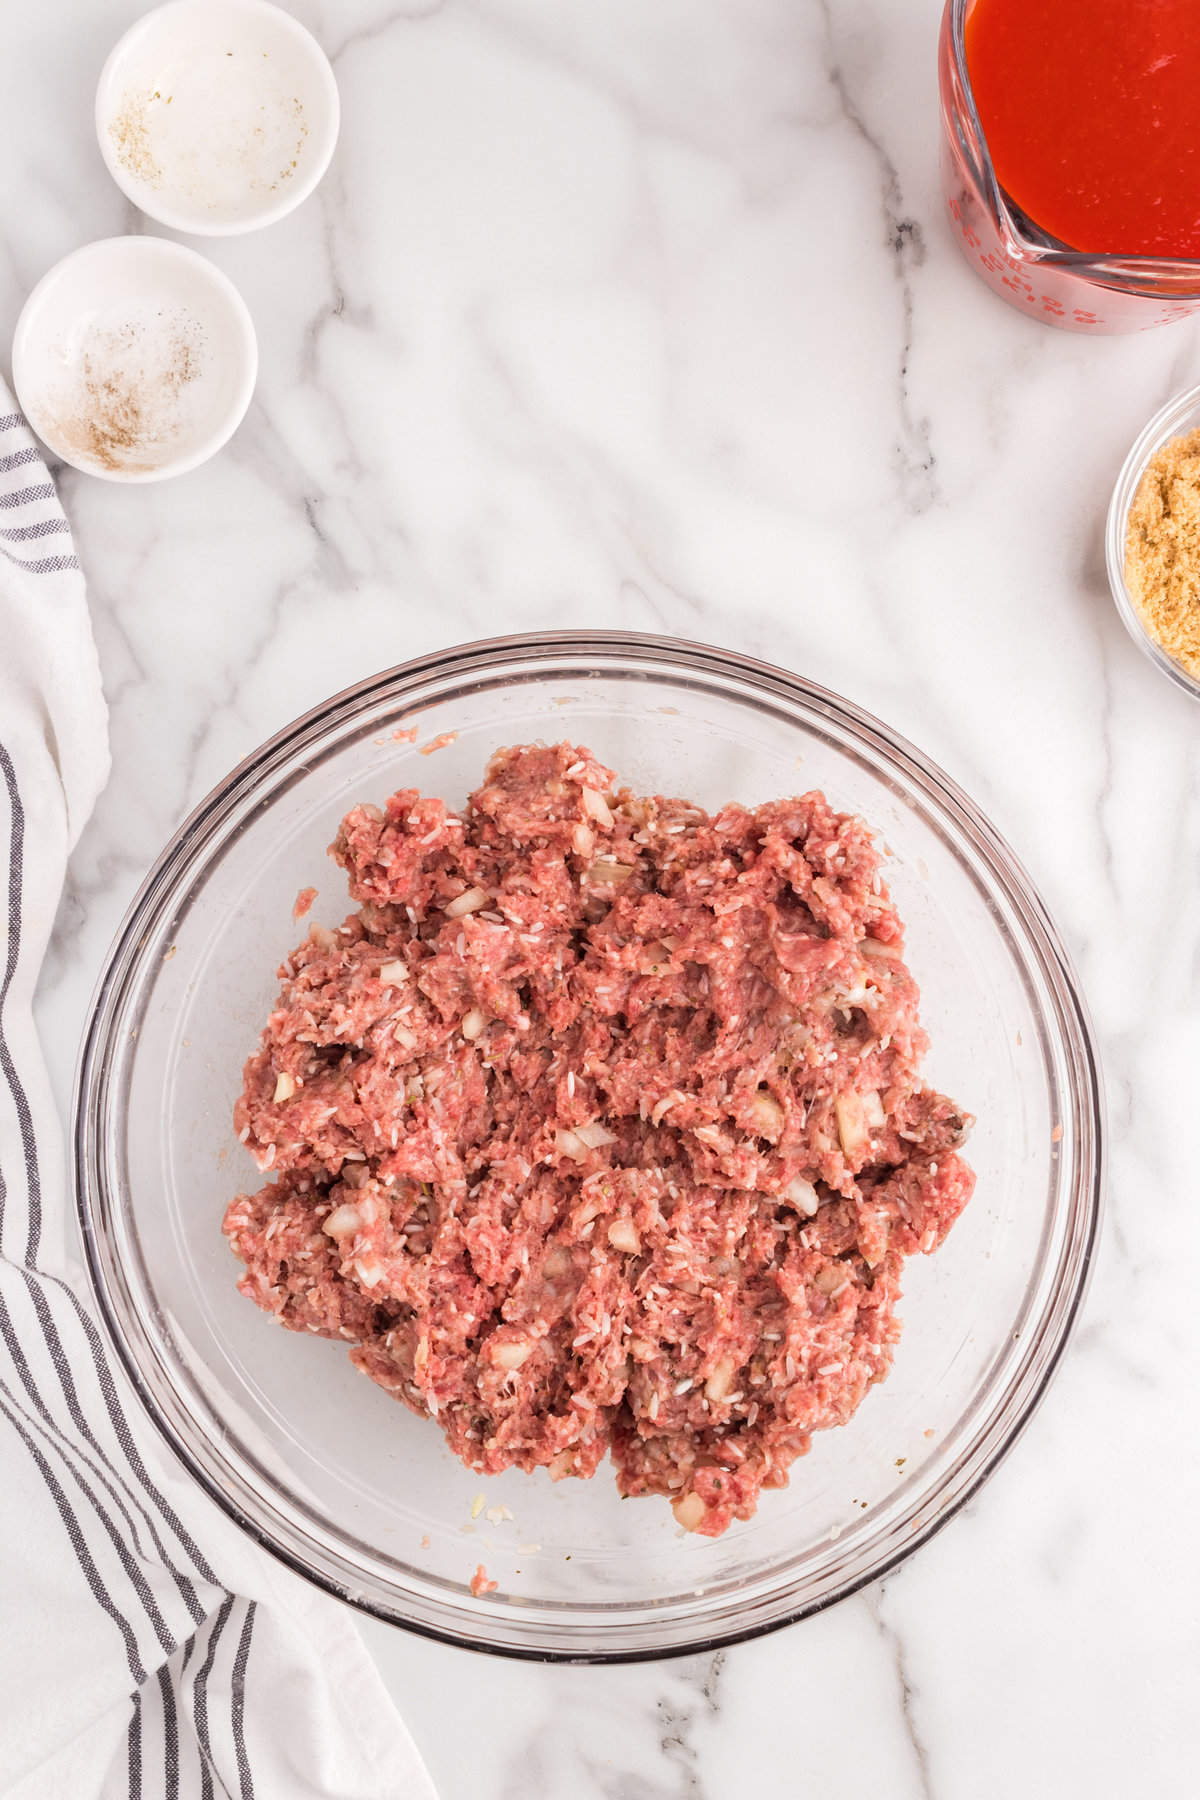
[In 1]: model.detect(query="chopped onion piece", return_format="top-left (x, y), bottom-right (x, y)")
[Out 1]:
top-left (574, 1119), bottom-right (617, 1149)
top-left (491, 1337), bottom-right (533, 1371)
top-left (784, 1175), bottom-right (820, 1216)
top-left (555, 1128), bottom-right (587, 1162)
top-left (461, 1008), bottom-right (486, 1041)
top-left (353, 1254), bottom-right (385, 1288)
top-left (571, 822), bottom-right (595, 858)
top-left (835, 1091), bottom-right (868, 1157)
top-left (393, 1025), bottom-right (418, 1054)
top-left (860, 936), bottom-right (901, 960)
top-left (445, 886), bottom-right (489, 918)
top-left (673, 1491), bottom-right (707, 1532)
top-left (322, 1203), bottom-right (362, 1237)
top-left (705, 1356), bottom-right (736, 1402)
top-left (272, 1070), bottom-right (296, 1104)
top-left (751, 1089), bottom-right (785, 1142)
top-left (379, 959), bottom-right (408, 986)
top-left (607, 1218), bottom-right (641, 1254)
top-left (586, 859), bottom-right (633, 886)
top-left (862, 1088), bottom-right (886, 1129)
top-left (581, 787), bottom-right (614, 827)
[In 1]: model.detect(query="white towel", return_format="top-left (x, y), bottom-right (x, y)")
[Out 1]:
top-left (0, 385), bottom-right (437, 1800)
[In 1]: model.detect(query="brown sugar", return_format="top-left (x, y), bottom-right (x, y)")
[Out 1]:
top-left (1124, 427), bottom-right (1200, 680)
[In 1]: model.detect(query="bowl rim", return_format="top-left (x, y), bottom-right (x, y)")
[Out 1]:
top-left (73, 630), bottom-right (1105, 1661)
top-left (1105, 380), bottom-right (1200, 703)
top-left (10, 235), bottom-right (258, 483)
top-left (94, 0), bottom-right (341, 237)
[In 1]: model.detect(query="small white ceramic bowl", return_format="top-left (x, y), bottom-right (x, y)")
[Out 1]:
top-left (96, 0), bottom-right (340, 235)
top-left (11, 236), bottom-right (257, 482)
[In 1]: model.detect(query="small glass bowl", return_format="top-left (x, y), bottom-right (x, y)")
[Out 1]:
top-left (1107, 382), bottom-right (1200, 703)
top-left (75, 633), bottom-right (1104, 1660)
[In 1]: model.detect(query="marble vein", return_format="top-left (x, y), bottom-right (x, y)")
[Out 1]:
top-left (816, 0), bottom-right (939, 514)
top-left (867, 1584), bottom-right (936, 1800)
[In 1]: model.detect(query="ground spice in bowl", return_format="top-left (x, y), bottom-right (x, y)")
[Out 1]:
top-left (45, 314), bottom-right (203, 476)
top-left (1124, 428), bottom-right (1200, 682)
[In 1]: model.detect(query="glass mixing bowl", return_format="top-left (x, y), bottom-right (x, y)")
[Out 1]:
top-left (75, 632), bottom-right (1103, 1660)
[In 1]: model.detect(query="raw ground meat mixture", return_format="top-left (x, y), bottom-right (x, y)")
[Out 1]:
top-left (225, 743), bottom-right (975, 1537)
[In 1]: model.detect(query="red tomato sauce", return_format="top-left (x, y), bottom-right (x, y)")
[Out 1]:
top-left (965, 0), bottom-right (1200, 258)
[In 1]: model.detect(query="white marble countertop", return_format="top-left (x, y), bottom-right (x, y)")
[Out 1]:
top-left (5, 0), bottom-right (1199, 1794)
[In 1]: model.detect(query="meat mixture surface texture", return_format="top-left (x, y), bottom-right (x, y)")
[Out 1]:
top-left (225, 743), bottom-right (975, 1537)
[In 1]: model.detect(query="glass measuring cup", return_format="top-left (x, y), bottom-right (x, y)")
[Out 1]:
top-left (939, 0), bottom-right (1200, 333)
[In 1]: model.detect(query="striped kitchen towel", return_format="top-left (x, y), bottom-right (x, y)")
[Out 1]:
top-left (0, 388), bottom-right (437, 1800)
